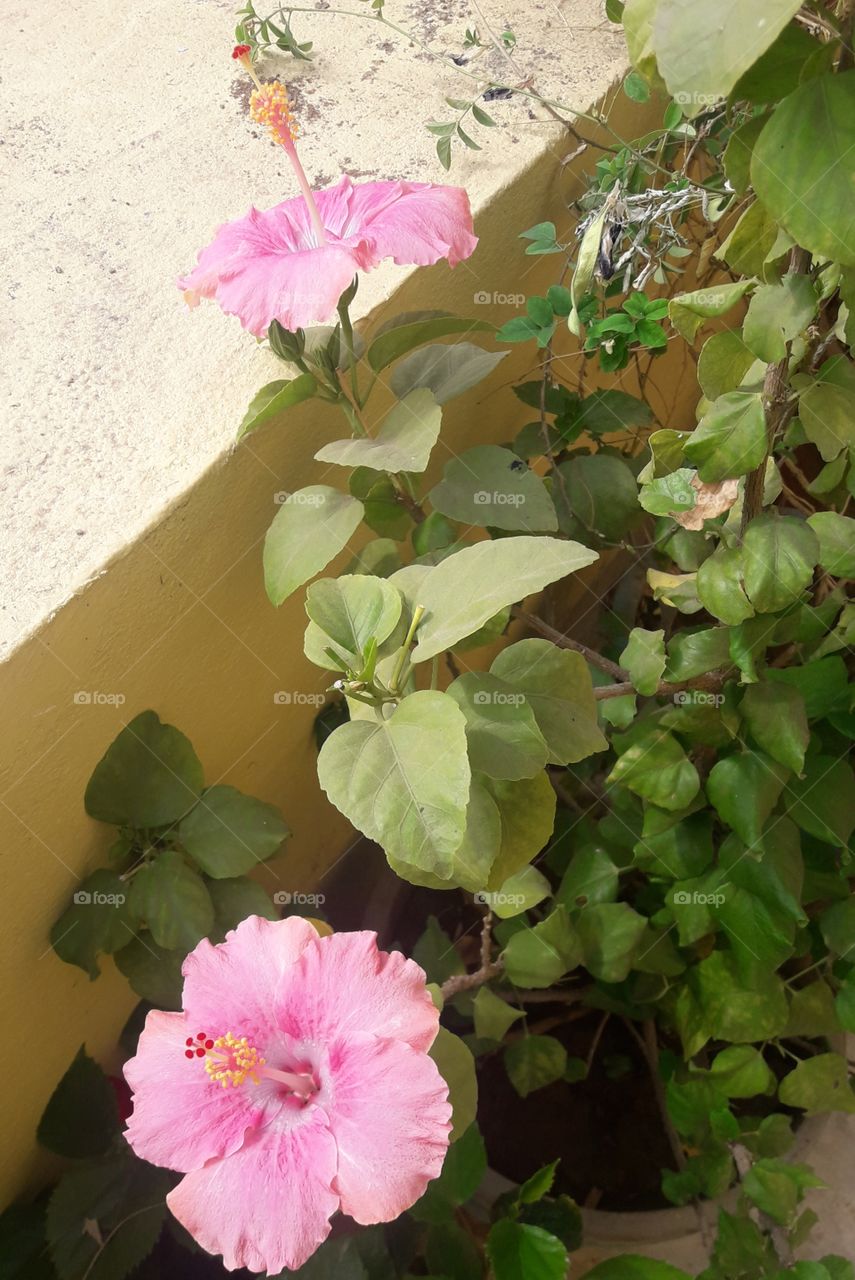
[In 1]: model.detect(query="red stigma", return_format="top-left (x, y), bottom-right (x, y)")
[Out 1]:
top-left (185, 1050), bottom-right (194, 1059)
top-left (232, 44), bottom-right (251, 60)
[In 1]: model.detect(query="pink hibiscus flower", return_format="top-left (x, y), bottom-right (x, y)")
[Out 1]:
top-left (178, 64), bottom-right (477, 337)
top-left (123, 916), bottom-right (451, 1273)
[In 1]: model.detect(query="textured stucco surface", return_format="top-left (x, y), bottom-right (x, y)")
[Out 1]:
top-left (1, 0), bottom-right (625, 655)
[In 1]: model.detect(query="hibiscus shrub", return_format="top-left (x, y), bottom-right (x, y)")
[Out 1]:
top-left (29, 2), bottom-right (855, 1279)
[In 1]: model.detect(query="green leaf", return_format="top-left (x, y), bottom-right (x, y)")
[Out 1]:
top-left (317, 690), bottom-right (471, 875)
top-left (786, 980), bottom-right (841, 1038)
top-left (429, 445), bottom-right (558, 532)
top-left (624, 69), bottom-right (650, 101)
top-left (708, 1045), bottom-right (775, 1098)
top-left (800, 357), bottom-right (855, 461)
top-left (367, 316), bottom-right (493, 373)
top-left (807, 512), bottom-right (855, 578)
top-left (835, 975), bottom-right (855, 1033)
top-left (237, 372), bottom-right (317, 439)
top-left (484, 772), bottom-right (557, 889)
top-left (128, 850), bottom-right (214, 950)
top-left (822, 900), bottom-right (855, 958)
top-left (639, 468), bottom-right (697, 516)
top-left (430, 1028), bottom-right (477, 1140)
top-left (690, 950), bottom-right (789, 1045)
top-left (620, 628), bottom-right (666, 696)
top-left (683, 392), bottom-right (767, 482)
top-left (742, 1158), bottom-right (824, 1226)
top-left (743, 276), bottom-right (818, 364)
top-left (741, 681), bottom-right (809, 774)
top-left (608, 729), bottom-right (700, 810)
top-left (732, 22), bottom-right (822, 103)
top-left (779, 1054), bottom-right (855, 1115)
top-left (668, 282), bottom-right (753, 342)
top-left (46, 1154), bottom-right (172, 1280)
top-left (664, 626), bottom-right (730, 681)
top-left (51, 869), bottom-right (138, 979)
top-left (411, 538), bottom-right (598, 662)
top-left (652, 0), bottom-right (802, 106)
top-left (389, 342), bottom-right (507, 404)
top-left (717, 201), bottom-right (778, 276)
top-left (697, 547), bottom-right (754, 625)
top-left (263, 486), bottom-right (364, 606)
top-left (447, 672), bottom-right (549, 780)
top-left (752, 73), bottom-right (855, 267)
top-left (584, 1259), bottom-right (692, 1280)
top-left (305, 574), bottom-right (403, 660)
top-left (503, 906), bottom-right (582, 987)
top-left (113, 934), bottom-right (184, 1007)
top-left (177, 786), bottom-right (288, 878)
top-left (786, 756), bottom-right (855, 845)
top-left (37, 1048), bottom-right (119, 1158)
top-left (425, 1220), bottom-right (484, 1280)
top-left (556, 454), bottom-right (640, 541)
top-left (578, 389), bottom-right (653, 433)
top-left (707, 751), bottom-right (788, 846)
top-left (84, 710), bottom-right (203, 828)
top-left (505, 1035), bottom-right (567, 1097)
top-left (766, 655), bottom-right (849, 719)
top-left (558, 846), bottom-right (618, 910)
top-left (723, 115), bottom-right (769, 196)
top-left (742, 514), bottom-right (819, 612)
top-left (316, 388), bottom-right (442, 473)
top-left (413, 1122), bottom-right (487, 1223)
top-left (207, 877), bottom-right (278, 935)
top-left (491, 638), bottom-right (607, 765)
top-left (577, 902), bottom-right (647, 982)
top-left (473, 987), bottom-right (525, 1040)
top-left (487, 1220), bottom-right (568, 1280)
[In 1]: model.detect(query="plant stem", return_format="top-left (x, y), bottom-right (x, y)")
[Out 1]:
top-left (441, 910), bottom-right (504, 999)
top-left (389, 604), bottom-right (425, 694)
top-left (511, 607), bottom-right (627, 679)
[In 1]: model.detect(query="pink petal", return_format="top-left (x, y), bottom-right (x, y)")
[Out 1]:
top-left (178, 200), bottom-right (362, 336)
top-left (167, 1108), bottom-right (339, 1273)
top-left (323, 179), bottom-right (478, 269)
top-left (124, 1010), bottom-right (263, 1172)
top-left (320, 1033), bottom-right (451, 1222)
top-left (181, 915), bottom-right (319, 1045)
top-left (279, 930), bottom-right (440, 1052)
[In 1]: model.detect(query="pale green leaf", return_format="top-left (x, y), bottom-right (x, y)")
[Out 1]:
top-left (315, 388), bottom-right (442, 473)
top-left (263, 486), bottom-right (364, 606)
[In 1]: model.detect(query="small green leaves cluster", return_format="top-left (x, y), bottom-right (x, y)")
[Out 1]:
top-left (50, 712), bottom-right (289, 1006)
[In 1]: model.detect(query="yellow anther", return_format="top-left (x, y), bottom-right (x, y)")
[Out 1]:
top-left (250, 82), bottom-right (299, 147)
top-left (204, 1031), bottom-right (265, 1089)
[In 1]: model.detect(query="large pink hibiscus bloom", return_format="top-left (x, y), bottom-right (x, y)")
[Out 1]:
top-left (178, 70), bottom-right (477, 337)
top-left (179, 174), bottom-right (477, 337)
top-left (124, 916), bottom-right (451, 1273)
